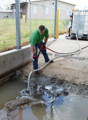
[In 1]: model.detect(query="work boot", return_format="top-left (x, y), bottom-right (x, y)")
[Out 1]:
top-left (46, 60), bottom-right (54, 63)
top-left (49, 60), bottom-right (54, 63)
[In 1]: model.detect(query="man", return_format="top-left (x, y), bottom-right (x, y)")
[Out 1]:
top-left (30, 25), bottom-right (53, 71)
top-left (68, 13), bottom-right (73, 36)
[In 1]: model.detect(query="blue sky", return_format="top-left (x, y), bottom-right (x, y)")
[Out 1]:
top-left (0, 0), bottom-right (88, 9)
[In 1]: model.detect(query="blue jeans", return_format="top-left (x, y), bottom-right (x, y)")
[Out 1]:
top-left (33, 42), bottom-right (50, 70)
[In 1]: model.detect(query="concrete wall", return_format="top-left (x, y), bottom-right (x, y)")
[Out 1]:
top-left (0, 45), bottom-right (32, 77)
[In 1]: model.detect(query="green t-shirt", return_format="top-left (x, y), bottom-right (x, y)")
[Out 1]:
top-left (30, 28), bottom-right (49, 46)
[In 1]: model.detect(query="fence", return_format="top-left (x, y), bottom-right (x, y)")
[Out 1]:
top-left (28, 0), bottom-right (55, 38)
top-left (0, 0), bottom-right (69, 53)
top-left (0, 18), bottom-right (16, 52)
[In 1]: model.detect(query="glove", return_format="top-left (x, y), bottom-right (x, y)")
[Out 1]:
top-left (33, 53), bottom-right (38, 59)
top-left (41, 42), bottom-right (46, 50)
top-left (43, 42), bottom-right (46, 46)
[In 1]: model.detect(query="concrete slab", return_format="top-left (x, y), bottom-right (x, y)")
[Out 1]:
top-left (48, 35), bottom-right (88, 54)
top-left (42, 35), bottom-right (88, 84)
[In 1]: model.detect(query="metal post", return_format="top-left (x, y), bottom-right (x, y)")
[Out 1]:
top-left (29, 0), bottom-right (32, 35)
top-left (54, 0), bottom-right (58, 40)
top-left (15, 0), bottom-right (21, 49)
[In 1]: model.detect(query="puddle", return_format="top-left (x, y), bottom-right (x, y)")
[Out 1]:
top-left (1, 73), bottom-right (88, 120)
top-left (8, 95), bottom-right (88, 120)
top-left (0, 78), bottom-right (25, 109)
top-left (14, 74), bottom-right (88, 120)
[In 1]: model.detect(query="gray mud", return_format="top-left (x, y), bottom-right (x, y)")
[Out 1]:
top-left (29, 73), bottom-right (88, 96)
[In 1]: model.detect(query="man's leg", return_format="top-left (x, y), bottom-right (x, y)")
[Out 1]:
top-left (32, 48), bottom-right (38, 70)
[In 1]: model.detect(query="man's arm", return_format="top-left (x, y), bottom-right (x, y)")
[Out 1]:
top-left (42, 37), bottom-right (48, 50)
top-left (31, 46), bottom-right (36, 54)
top-left (44, 37), bottom-right (48, 44)
top-left (44, 28), bottom-right (49, 44)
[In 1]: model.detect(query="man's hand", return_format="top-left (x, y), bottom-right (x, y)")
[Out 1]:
top-left (41, 42), bottom-right (46, 50)
top-left (43, 42), bottom-right (46, 46)
top-left (31, 46), bottom-right (36, 54)
top-left (31, 46), bottom-right (38, 59)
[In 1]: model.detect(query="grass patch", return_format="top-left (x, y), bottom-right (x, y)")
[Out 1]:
top-left (0, 18), bottom-right (68, 52)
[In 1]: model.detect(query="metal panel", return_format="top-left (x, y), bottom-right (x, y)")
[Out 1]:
top-left (72, 10), bottom-right (88, 36)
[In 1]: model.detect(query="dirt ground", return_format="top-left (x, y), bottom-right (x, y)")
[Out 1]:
top-left (21, 57), bottom-right (88, 84)
top-left (43, 58), bottom-right (88, 84)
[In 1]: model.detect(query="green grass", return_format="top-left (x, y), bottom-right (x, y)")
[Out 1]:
top-left (0, 18), bottom-right (68, 52)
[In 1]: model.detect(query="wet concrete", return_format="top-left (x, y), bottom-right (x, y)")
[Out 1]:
top-left (3, 95), bottom-right (88, 120)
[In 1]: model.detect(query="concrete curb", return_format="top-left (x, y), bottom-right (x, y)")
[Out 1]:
top-left (0, 45), bottom-right (32, 78)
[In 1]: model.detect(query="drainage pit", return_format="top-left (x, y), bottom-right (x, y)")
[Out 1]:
top-left (1, 74), bottom-right (88, 120)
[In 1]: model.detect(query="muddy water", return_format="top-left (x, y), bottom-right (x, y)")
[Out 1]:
top-left (0, 79), bottom-right (25, 109)
top-left (1, 74), bottom-right (88, 120)
top-left (9, 95), bottom-right (88, 120)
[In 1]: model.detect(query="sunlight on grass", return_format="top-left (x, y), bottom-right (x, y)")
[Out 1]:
top-left (0, 18), bottom-right (68, 52)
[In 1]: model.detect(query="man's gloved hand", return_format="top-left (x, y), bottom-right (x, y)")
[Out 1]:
top-left (33, 53), bottom-right (38, 59)
top-left (41, 42), bottom-right (46, 50)
top-left (43, 42), bottom-right (46, 46)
